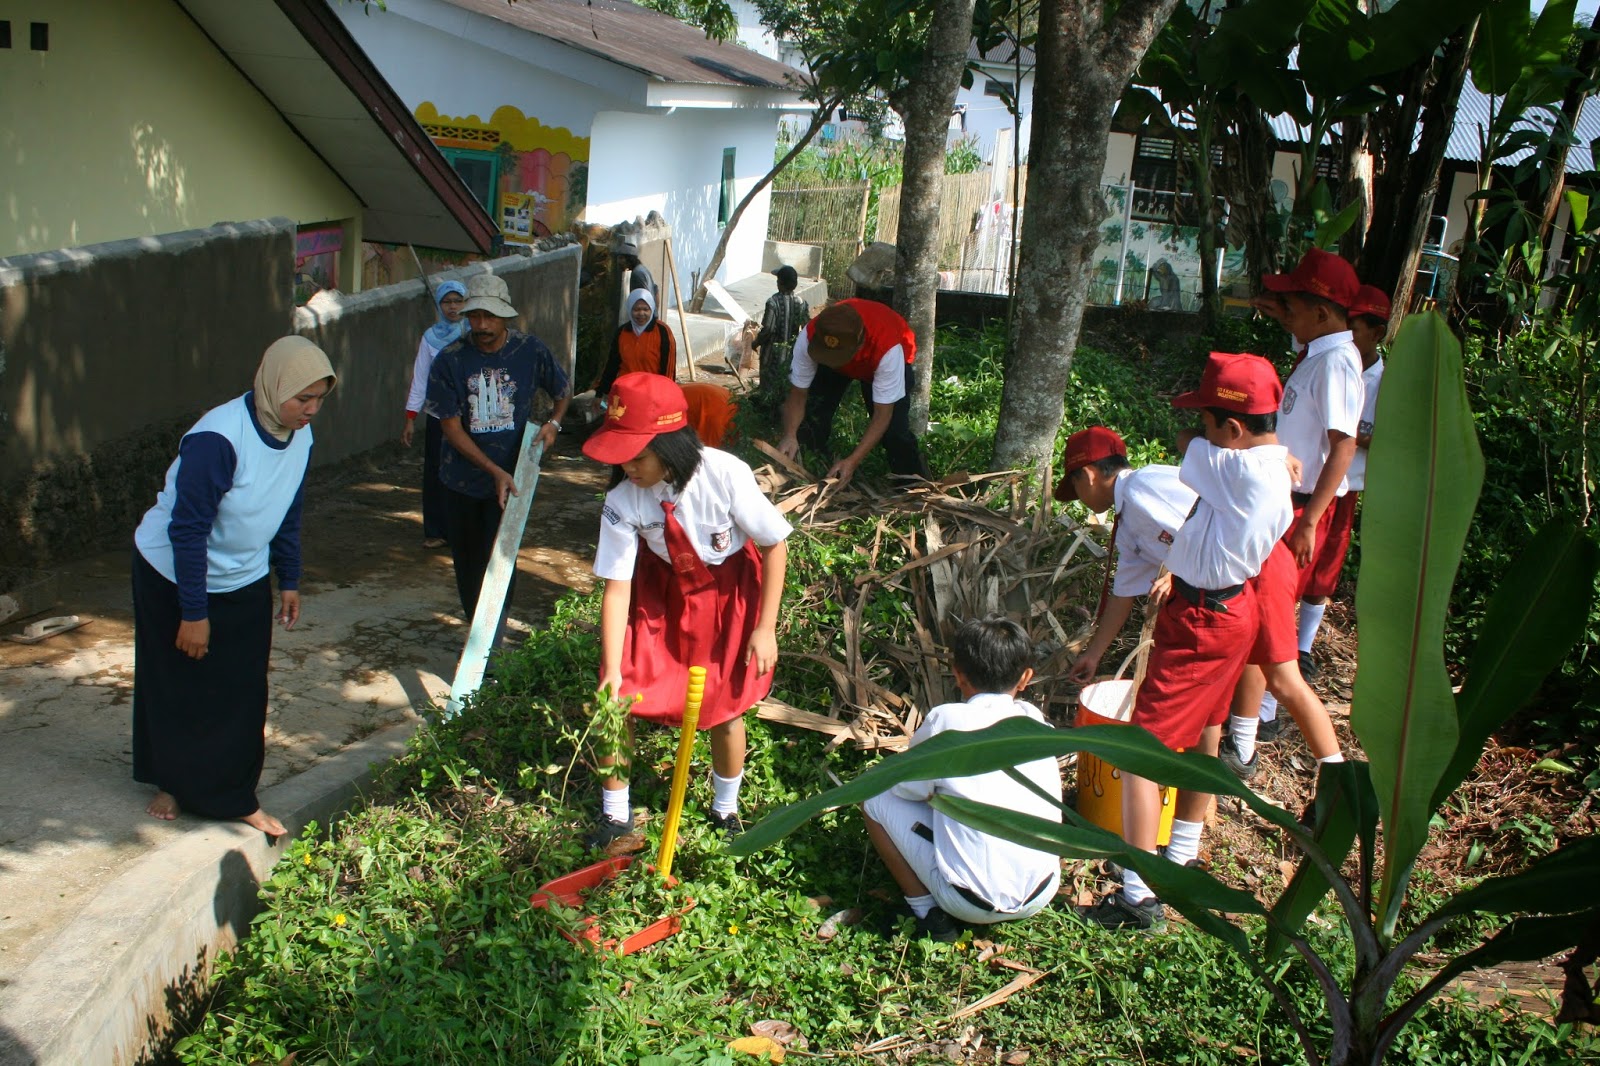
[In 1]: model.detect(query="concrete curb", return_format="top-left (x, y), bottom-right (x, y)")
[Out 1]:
top-left (0, 718), bottom-right (422, 1066)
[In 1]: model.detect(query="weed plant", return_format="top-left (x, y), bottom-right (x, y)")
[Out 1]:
top-left (174, 329), bottom-right (1594, 1065)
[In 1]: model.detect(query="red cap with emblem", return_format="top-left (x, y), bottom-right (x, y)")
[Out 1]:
top-left (1173, 352), bottom-right (1283, 415)
top-left (1054, 426), bottom-right (1126, 503)
top-left (1348, 284), bottom-right (1392, 322)
top-left (582, 372), bottom-right (690, 464)
top-left (1261, 248), bottom-right (1360, 310)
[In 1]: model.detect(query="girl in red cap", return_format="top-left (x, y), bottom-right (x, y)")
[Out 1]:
top-left (581, 372), bottom-right (791, 846)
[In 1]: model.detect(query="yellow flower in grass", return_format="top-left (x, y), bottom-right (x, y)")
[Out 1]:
top-left (333, 913), bottom-right (347, 927)
top-left (728, 923), bottom-right (740, 935)
top-left (302, 854), bottom-right (312, 866)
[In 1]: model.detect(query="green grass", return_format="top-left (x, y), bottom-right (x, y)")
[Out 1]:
top-left (174, 328), bottom-right (1597, 1065)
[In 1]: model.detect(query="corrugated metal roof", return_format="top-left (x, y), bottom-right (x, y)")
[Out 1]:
top-left (968, 39), bottom-right (1035, 67)
top-left (437, 0), bottom-right (804, 90)
top-left (1267, 80), bottom-right (1597, 170)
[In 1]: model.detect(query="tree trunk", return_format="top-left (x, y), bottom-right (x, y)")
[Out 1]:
top-left (1217, 104), bottom-right (1283, 287)
top-left (689, 91), bottom-right (845, 313)
top-left (1337, 113), bottom-right (1373, 265)
top-left (1361, 53), bottom-right (1429, 285)
top-left (1533, 9), bottom-right (1600, 251)
top-left (1386, 22), bottom-right (1475, 323)
top-left (1192, 109), bottom-right (1221, 326)
top-left (993, 0), bottom-right (1182, 470)
top-left (890, 0), bottom-right (978, 434)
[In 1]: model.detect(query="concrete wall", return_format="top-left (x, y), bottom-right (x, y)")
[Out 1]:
top-left (0, 0), bottom-right (362, 257)
top-left (955, 67), bottom-right (1035, 162)
top-left (587, 107), bottom-right (778, 285)
top-left (294, 244), bottom-right (582, 467)
top-left (0, 219), bottom-right (580, 567)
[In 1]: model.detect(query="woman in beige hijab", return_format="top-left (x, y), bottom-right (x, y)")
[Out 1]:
top-left (131, 337), bottom-right (336, 834)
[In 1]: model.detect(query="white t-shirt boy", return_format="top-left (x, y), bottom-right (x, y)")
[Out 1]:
top-left (1164, 438), bottom-right (1294, 589)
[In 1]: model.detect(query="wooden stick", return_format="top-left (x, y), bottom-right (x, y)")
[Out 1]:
top-left (662, 237), bottom-right (698, 382)
top-left (657, 665), bottom-right (705, 878)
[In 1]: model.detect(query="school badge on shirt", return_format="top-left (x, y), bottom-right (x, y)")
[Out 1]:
top-left (710, 528), bottom-right (732, 552)
top-left (1281, 385), bottom-right (1298, 415)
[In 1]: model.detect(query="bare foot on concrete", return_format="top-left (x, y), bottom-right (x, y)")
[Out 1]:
top-left (146, 791), bottom-right (179, 821)
top-left (240, 809), bottom-right (287, 838)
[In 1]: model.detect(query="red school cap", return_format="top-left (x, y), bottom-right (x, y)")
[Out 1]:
top-left (1053, 426), bottom-right (1126, 503)
top-left (1261, 248), bottom-right (1360, 310)
top-left (1348, 284), bottom-right (1392, 322)
top-left (1173, 352), bottom-right (1283, 416)
top-left (581, 372), bottom-right (690, 465)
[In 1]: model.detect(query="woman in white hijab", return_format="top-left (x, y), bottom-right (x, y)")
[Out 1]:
top-left (594, 287), bottom-right (677, 395)
top-left (131, 336), bottom-right (336, 834)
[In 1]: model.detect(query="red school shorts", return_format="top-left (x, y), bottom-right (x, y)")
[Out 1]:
top-left (1132, 583), bottom-right (1259, 750)
top-left (1290, 497), bottom-right (1344, 600)
top-left (1248, 541), bottom-right (1299, 666)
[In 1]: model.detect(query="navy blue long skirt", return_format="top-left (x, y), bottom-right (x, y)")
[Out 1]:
top-left (130, 549), bottom-right (272, 818)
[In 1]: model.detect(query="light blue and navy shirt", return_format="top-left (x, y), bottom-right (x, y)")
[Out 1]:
top-left (134, 392), bottom-right (311, 620)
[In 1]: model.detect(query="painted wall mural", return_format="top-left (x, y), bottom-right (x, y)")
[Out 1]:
top-left (415, 103), bottom-right (590, 245)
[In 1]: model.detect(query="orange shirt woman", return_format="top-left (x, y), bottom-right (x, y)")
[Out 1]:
top-left (596, 288), bottom-right (676, 394)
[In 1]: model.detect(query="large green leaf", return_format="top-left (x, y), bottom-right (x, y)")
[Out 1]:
top-left (1265, 760), bottom-right (1378, 961)
top-left (1447, 911), bottom-right (1600, 970)
top-left (729, 718), bottom-right (1304, 856)
top-left (1430, 517), bottom-right (1599, 811)
top-left (1351, 312), bottom-right (1482, 939)
top-left (1434, 837), bottom-right (1600, 919)
top-left (1472, 0), bottom-right (1534, 95)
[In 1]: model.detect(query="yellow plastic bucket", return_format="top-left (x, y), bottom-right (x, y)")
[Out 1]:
top-left (1074, 675), bottom-right (1176, 846)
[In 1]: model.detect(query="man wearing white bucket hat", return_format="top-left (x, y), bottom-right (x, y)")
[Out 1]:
top-left (426, 272), bottom-right (569, 637)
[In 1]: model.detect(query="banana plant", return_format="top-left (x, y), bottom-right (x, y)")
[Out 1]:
top-left (733, 312), bottom-right (1599, 1065)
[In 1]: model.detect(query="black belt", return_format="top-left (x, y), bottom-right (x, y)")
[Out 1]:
top-left (1172, 575), bottom-right (1244, 612)
top-left (1291, 491), bottom-right (1313, 507)
top-left (953, 876), bottom-right (1055, 916)
top-left (911, 822), bottom-right (1055, 915)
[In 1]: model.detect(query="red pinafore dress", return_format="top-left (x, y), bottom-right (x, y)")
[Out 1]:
top-left (617, 500), bottom-right (770, 729)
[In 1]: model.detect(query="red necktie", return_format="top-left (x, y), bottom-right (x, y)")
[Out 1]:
top-left (660, 500), bottom-right (714, 663)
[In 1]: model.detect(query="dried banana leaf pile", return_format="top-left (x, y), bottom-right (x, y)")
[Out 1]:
top-left (750, 442), bottom-right (1112, 752)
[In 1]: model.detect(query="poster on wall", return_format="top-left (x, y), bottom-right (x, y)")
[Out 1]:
top-left (295, 224), bottom-right (343, 305)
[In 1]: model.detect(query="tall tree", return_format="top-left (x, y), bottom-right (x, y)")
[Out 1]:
top-left (992, 0), bottom-right (1181, 470)
top-left (890, 0), bottom-right (980, 433)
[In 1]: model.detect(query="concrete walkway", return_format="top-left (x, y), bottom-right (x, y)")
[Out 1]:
top-left (0, 442), bottom-right (605, 1064)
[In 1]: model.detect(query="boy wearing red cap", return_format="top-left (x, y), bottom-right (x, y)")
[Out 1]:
top-left (776, 298), bottom-right (930, 487)
top-left (582, 373), bottom-right (792, 845)
top-left (1251, 249), bottom-right (1364, 685)
top-left (1078, 353), bottom-right (1293, 931)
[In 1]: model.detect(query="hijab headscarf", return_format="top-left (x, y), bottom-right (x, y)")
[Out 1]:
top-left (425, 280), bottom-right (468, 349)
top-left (627, 287), bottom-right (657, 335)
top-left (253, 336), bottom-right (337, 441)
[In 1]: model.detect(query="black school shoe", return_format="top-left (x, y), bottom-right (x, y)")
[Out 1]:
top-left (915, 906), bottom-right (963, 942)
top-left (706, 811), bottom-right (744, 839)
top-left (585, 813), bottom-right (636, 851)
top-left (1218, 734), bottom-right (1259, 781)
top-left (1257, 715), bottom-right (1285, 743)
top-left (1298, 650), bottom-right (1322, 682)
top-left (1076, 892), bottom-right (1166, 931)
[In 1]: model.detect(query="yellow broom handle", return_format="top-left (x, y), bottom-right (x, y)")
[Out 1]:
top-left (656, 666), bottom-right (706, 879)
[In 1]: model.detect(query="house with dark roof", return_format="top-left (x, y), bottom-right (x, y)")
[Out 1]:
top-left (0, 0), bottom-right (495, 292)
top-left (954, 40), bottom-right (1035, 162)
top-left (334, 0), bottom-right (809, 286)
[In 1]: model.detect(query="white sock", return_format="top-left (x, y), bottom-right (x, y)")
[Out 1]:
top-left (1318, 752), bottom-right (1346, 764)
top-left (905, 893), bottom-right (935, 918)
top-left (1122, 866), bottom-right (1155, 905)
top-left (711, 770), bottom-right (743, 816)
top-left (1258, 691), bottom-right (1279, 723)
top-left (1298, 603), bottom-right (1326, 655)
top-left (1165, 819), bottom-right (1205, 868)
top-left (1229, 714), bottom-right (1259, 763)
top-left (601, 786), bottom-right (630, 824)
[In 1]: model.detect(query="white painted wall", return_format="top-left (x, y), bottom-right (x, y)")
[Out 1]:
top-left (587, 108), bottom-right (778, 285)
top-left (956, 67), bottom-right (1035, 161)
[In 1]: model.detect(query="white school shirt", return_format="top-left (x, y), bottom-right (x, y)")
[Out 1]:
top-left (788, 328), bottom-right (907, 404)
top-left (1345, 357), bottom-right (1385, 492)
top-left (1279, 332), bottom-right (1364, 495)
top-left (1164, 438), bottom-right (1294, 589)
top-left (888, 693), bottom-right (1063, 911)
top-left (593, 447), bottom-right (792, 581)
top-left (1109, 465), bottom-right (1198, 598)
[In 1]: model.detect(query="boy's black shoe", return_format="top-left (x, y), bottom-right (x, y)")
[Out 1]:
top-left (1298, 650), bottom-right (1321, 682)
top-left (1218, 735), bottom-right (1259, 781)
top-left (707, 811), bottom-right (744, 839)
top-left (915, 906), bottom-right (963, 943)
top-left (585, 813), bottom-right (636, 852)
top-left (1257, 715), bottom-right (1285, 742)
top-left (1076, 892), bottom-right (1166, 931)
